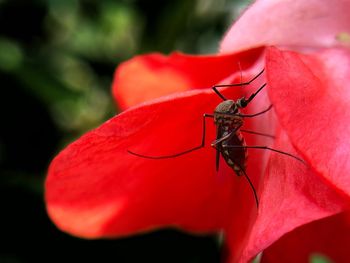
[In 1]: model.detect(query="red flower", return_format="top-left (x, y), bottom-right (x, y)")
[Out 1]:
top-left (45, 0), bottom-right (350, 262)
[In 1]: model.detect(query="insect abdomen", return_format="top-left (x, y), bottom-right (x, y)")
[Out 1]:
top-left (222, 131), bottom-right (247, 176)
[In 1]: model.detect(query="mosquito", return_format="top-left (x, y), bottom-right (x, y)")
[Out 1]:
top-left (128, 69), bottom-right (304, 207)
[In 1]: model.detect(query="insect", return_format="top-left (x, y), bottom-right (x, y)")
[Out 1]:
top-left (128, 69), bottom-right (304, 207)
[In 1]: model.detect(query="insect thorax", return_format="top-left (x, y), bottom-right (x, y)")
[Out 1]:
top-left (214, 100), bottom-right (243, 129)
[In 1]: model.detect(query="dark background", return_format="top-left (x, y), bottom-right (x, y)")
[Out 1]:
top-left (0, 0), bottom-right (249, 262)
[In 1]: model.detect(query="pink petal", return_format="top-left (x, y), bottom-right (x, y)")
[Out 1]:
top-left (220, 0), bottom-right (350, 54)
top-left (266, 46), bottom-right (350, 197)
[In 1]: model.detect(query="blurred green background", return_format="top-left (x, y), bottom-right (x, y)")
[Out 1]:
top-left (0, 0), bottom-right (251, 262)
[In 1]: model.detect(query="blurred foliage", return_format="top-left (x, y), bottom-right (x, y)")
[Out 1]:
top-left (0, 0), bottom-right (251, 139)
top-left (0, 0), bottom-right (255, 262)
top-left (310, 254), bottom-right (333, 263)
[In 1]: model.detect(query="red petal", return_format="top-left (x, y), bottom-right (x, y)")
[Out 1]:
top-left (235, 129), bottom-right (348, 263)
top-left (220, 0), bottom-right (350, 54)
top-left (46, 63), bottom-right (272, 240)
top-left (112, 49), bottom-right (263, 109)
top-left (261, 212), bottom-right (350, 263)
top-left (266, 46), bottom-right (350, 197)
top-left (46, 89), bottom-right (239, 238)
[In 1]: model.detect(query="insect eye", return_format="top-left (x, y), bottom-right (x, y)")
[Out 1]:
top-left (238, 98), bottom-right (248, 108)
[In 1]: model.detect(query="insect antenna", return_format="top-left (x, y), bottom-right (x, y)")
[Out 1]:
top-left (239, 61), bottom-right (243, 91)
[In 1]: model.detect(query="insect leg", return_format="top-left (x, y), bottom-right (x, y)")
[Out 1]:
top-left (210, 126), bottom-right (241, 147)
top-left (245, 83), bottom-right (267, 104)
top-left (240, 129), bottom-right (275, 139)
top-left (128, 114), bottom-right (214, 159)
top-left (222, 145), bottom-right (305, 164)
top-left (215, 145), bottom-right (220, 172)
top-left (212, 69), bottom-right (265, 101)
top-left (210, 125), bottom-right (275, 147)
top-left (236, 164), bottom-right (259, 208)
top-left (236, 104), bottom-right (273, 118)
